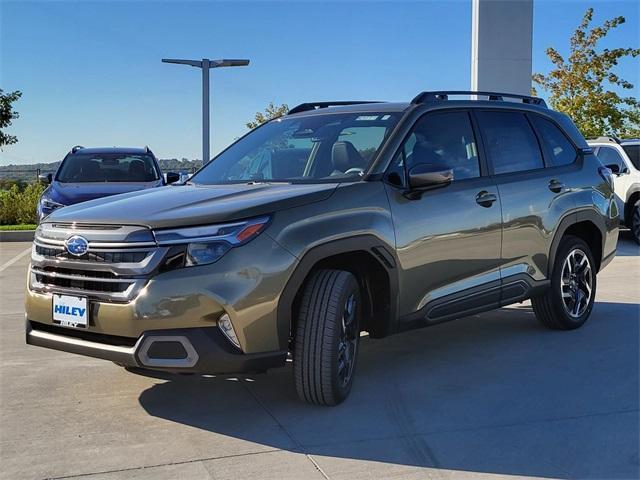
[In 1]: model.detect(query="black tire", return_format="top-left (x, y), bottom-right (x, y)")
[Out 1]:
top-left (293, 269), bottom-right (361, 406)
top-left (532, 235), bottom-right (597, 330)
top-left (631, 201), bottom-right (640, 245)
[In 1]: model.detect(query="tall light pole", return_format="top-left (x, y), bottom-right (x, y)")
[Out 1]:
top-left (162, 58), bottom-right (249, 164)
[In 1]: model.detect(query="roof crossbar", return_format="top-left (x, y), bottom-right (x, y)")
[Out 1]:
top-left (411, 91), bottom-right (547, 108)
top-left (288, 101), bottom-right (383, 115)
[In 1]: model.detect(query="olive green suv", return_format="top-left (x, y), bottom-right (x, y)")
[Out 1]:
top-left (25, 91), bottom-right (619, 405)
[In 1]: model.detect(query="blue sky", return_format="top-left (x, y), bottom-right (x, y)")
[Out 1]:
top-left (1, 0), bottom-right (638, 164)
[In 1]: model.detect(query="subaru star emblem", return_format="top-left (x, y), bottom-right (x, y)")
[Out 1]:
top-left (65, 235), bottom-right (89, 256)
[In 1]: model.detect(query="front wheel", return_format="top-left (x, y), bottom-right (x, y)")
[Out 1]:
top-left (293, 269), bottom-right (361, 406)
top-left (532, 235), bottom-right (596, 330)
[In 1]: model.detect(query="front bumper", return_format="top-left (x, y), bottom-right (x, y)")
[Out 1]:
top-left (25, 231), bottom-right (298, 353)
top-left (26, 320), bottom-right (287, 374)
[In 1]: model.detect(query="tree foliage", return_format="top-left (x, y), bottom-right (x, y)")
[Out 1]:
top-left (0, 182), bottom-right (44, 225)
top-left (532, 8), bottom-right (640, 138)
top-left (0, 89), bottom-right (22, 148)
top-left (246, 102), bottom-right (289, 129)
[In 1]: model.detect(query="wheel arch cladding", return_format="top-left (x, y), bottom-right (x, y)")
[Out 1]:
top-left (276, 235), bottom-right (399, 349)
top-left (549, 211), bottom-right (604, 274)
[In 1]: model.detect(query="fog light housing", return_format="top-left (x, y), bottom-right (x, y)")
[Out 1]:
top-left (218, 313), bottom-right (241, 350)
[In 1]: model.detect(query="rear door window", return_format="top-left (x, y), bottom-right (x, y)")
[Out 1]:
top-left (476, 111), bottom-right (544, 175)
top-left (530, 116), bottom-right (577, 167)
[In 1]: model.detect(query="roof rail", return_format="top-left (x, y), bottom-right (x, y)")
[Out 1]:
top-left (288, 101), bottom-right (383, 115)
top-left (70, 145), bottom-right (85, 154)
top-left (411, 91), bottom-right (547, 108)
top-left (588, 136), bottom-right (621, 144)
top-left (145, 145), bottom-right (151, 153)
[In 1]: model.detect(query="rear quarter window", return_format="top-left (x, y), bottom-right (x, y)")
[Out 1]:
top-left (530, 115), bottom-right (577, 167)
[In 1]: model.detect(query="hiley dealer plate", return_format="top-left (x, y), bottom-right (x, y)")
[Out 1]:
top-left (53, 294), bottom-right (88, 328)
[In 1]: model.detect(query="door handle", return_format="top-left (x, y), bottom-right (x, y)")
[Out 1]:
top-left (475, 191), bottom-right (497, 207)
top-left (548, 179), bottom-right (565, 193)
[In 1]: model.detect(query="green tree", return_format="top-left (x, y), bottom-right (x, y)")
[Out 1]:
top-left (0, 182), bottom-right (44, 225)
top-left (0, 89), bottom-right (22, 148)
top-left (532, 8), bottom-right (640, 138)
top-left (246, 102), bottom-right (289, 129)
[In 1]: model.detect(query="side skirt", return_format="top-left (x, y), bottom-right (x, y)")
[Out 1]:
top-left (397, 274), bottom-right (550, 332)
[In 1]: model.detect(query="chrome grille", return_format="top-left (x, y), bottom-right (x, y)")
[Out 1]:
top-left (35, 244), bottom-right (150, 263)
top-left (30, 223), bottom-right (167, 302)
top-left (32, 266), bottom-right (136, 294)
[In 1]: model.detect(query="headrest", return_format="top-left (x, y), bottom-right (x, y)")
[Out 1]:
top-left (331, 141), bottom-right (364, 172)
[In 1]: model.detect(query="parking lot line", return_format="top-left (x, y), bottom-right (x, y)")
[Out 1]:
top-left (0, 246), bottom-right (31, 273)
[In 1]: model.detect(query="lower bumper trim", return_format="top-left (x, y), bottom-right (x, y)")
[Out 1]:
top-left (26, 321), bottom-right (139, 366)
top-left (26, 321), bottom-right (287, 374)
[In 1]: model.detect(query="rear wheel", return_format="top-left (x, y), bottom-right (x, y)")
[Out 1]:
top-left (293, 269), bottom-right (361, 406)
top-left (630, 201), bottom-right (640, 245)
top-left (532, 235), bottom-right (596, 330)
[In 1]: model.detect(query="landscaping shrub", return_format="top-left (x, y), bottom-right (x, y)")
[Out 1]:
top-left (0, 182), bottom-right (45, 225)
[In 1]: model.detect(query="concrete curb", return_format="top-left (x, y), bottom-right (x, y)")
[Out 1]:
top-left (0, 230), bottom-right (35, 242)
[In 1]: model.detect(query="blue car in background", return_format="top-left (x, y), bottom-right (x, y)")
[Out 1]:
top-left (38, 146), bottom-right (179, 222)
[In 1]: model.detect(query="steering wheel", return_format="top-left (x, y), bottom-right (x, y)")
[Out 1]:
top-left (344, 167), bottom-right (364, 176)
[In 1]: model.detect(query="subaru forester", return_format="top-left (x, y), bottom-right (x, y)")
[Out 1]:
top-left (25, 91), bottom-right (618, 405)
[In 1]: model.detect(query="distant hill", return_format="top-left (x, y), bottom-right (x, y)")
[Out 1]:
top-left (0, 158), bottom-right (203, 183)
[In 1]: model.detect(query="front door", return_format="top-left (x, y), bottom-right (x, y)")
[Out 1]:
top-left (385, 110), bottom-right (502, 322)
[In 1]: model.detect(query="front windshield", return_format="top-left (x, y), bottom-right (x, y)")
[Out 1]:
top-left (56, 153), bottom-right (160, 183)
top-left (191, 112), bottom-right (400, 184)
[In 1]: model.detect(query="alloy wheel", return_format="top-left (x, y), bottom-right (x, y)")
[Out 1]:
top-left (560, 248), bottom-right (593, 318)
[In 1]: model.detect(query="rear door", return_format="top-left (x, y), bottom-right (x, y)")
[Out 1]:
top-left (385, 109), bottom-right (503, 322)
top-left (475, 110), bottom-right (578, 297)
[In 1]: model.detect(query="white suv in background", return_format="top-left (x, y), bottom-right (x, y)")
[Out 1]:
top-left (588, 137), bottom-right (640, 244)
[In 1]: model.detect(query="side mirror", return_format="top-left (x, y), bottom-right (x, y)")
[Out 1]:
top-left (407, 164), bottom-right (453, 191)
top-left (38, 173), bottom-right (52, 184)
top-left (605, 164), bottom-right (620, 174)
top-left (165, 172), bottom-right (180, 184)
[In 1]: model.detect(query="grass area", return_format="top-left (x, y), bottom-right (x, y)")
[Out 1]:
top-left (0, 224), bottom-right (36, 231)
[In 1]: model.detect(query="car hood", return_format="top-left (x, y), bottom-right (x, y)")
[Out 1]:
top-left (49, 181), bottom-right (162, 205)
top-left (47, 182), bottom-right (340, 229)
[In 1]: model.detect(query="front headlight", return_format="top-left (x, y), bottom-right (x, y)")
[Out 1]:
top-left (155, 216), bottom-right (271, 268)
top-left (40, 197), bottom-right (65, 211)
top-left (39, 197), bottom-right (65, 221)
top-left (186, 241), bottom-right (232, 266)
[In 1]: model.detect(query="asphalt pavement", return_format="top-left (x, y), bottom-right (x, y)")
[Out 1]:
top-left (1, 234), bottom-right (638, 480)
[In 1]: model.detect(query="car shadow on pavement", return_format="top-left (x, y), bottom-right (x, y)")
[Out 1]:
top-left (138, 300), bottom-right (639, 479)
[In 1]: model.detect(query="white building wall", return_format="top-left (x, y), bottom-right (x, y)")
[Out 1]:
top-left (471, 0), bottom-right (533, 96)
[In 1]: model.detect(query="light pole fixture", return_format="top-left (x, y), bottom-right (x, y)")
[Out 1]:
top-left (162, 58), bottom-right (250, 164)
